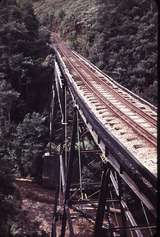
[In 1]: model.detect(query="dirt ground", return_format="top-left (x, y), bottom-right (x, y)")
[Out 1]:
top-left (15, 179), bottom-right (93, 237)
top-left (15, 179), bottom-right (54, 236)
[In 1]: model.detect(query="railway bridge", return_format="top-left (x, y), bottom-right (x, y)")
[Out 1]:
top-left (48, 33), bottom-right (157, 237)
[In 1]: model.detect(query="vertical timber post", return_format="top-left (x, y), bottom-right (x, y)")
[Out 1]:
top-left (62, 79), bottom-right (68, 174)
top-left (60, 108), bottom-right (77, 237)
top-left (49, 57), bottom-right (55, 155)
top-left (51, 57), bottom-right (59, 141)
top-left (51, 58), bottom-right (59, 237)
top-left (94, 163), bottom-right (110, 237)
top-left (117, 168), bottom-right (128, 237)
top-left (51, 157), bottom-right (60, 237)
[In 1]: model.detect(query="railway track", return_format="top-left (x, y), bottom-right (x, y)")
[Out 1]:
top-left (73, 53), bottom-right (157, 126)
top-left (53, 33), bottom-right (157, 177)
top-left (51, 34), bottom-right (157, 237)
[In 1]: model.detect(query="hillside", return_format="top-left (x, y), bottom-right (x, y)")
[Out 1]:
top-left (0, 1), bottom-right (53, 235)
top-left (0, 1), bottom-right (157, 236)
top-left (33, 0), bottom-right (158, 105)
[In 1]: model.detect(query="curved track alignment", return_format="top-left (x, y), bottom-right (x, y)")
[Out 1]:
top-left (53, 33), bottom-right (157, 177)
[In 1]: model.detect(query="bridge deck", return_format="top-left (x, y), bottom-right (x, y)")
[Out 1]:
top-left (53, 33), bottom-right (157, 178)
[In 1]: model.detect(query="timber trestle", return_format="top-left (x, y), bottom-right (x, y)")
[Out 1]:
top-left (49, 50), bottom-right (157, 237)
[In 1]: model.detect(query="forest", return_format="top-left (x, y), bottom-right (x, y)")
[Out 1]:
top-left (0, 0), bottom-right (54, 236)
top-left (34, 0), bottom-right (158, 105)
top-left (0, 0), bottom-right (158, 236)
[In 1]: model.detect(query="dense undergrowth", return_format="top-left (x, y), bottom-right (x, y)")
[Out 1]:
top-left (0, 0), bottom-right (53, 236)
top-left (34, 0), bottom-right (158, 105)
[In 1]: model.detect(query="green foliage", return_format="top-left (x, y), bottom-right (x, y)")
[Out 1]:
top-left (58, 9), bottom-right (65, 21)
top-left (0, 158), bottom-right (21, 237)
top-left (0, 80), bottom-right (19, 164)
top-left (0, 81), bottom-right (19, 120)
top-left (0, 81), bottom-right (20, 237)
top-left (36, 0), bottom-right (157, 105)
top-left (19, 1), bottom-right (39, 37)
top-left (89, 0), bottom-right (157, 105)
top-left (0, 0), bottom-right (53, 120)
top-left (0, 1), bottom-right (52, 235)
top-left (13, 112), bottom-right (49, 179)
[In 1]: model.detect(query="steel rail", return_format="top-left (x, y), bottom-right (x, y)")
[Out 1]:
top-left (72, 52), bottom-right (157, 127)
top-left (56, 43), bottom-right (156, 147)
top-left (73, 50), bottom-right (157, 112)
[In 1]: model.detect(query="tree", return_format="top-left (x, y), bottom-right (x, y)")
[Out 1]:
top-left (0, 80), bottom-right (20, 237)
top-left (20, 1), bottom-right (39, 38)
top-left (13, 112), bottom-right (49, 182)
top-left (0, 0), bottom-right (52, 234)
top-left (88, 0), bottom-right (157, 105)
